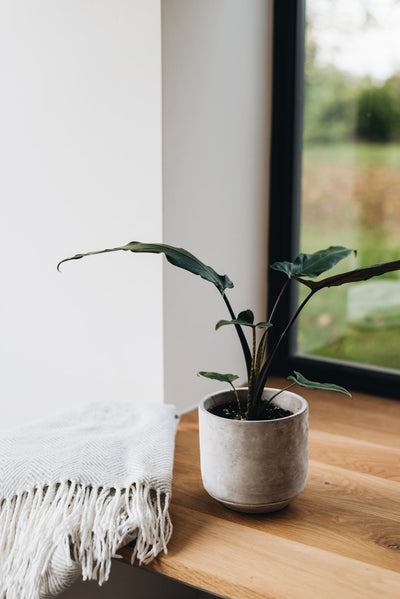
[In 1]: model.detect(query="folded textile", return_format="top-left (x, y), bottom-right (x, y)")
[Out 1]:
top-left (0, 400), bottom-right (179, 598)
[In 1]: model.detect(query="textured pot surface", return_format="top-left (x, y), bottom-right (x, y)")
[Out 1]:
top-left (198, 388), bottom-right (308, 513)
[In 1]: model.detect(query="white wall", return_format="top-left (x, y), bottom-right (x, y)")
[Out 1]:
top-left (162, 0), bottom-right (272, 413)
top-left (0, 0), bottom-right (273, 425)
top-left (0, 1), bottom-right (164, 429)
top-left (0, 0), bottom-right (273, 596)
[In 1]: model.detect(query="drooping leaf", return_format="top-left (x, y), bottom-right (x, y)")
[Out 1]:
top-left (296, 259), bottom-right (400, 291)
top-left (197, 371), bottom-right (239, 383)
top-left (288, 371), bottom-right (351, 397)
top-left (271, 246), bottom-right (354, 279)
top-left (57, 241), bottom-right (233, 293)
top-left (216, 309), bottom-right (254, 330)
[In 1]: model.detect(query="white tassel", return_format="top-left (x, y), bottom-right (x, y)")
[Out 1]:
top-left (0, 481), bottom-right (172, 599)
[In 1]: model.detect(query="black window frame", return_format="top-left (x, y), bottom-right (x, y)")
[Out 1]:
top-left (268, 0), bottom-right (400, 399)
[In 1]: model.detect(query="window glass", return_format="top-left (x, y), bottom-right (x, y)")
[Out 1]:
top-left (298, 0), bottom-right (400, 370)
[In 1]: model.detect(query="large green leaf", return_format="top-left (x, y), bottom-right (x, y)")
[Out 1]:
top-left (288, 371), bottom-right (351, 397)
top-left (296, 258), bottom-right (400, 291)
top-left (271, 246), bottom-right (354, 279)
top-left (197, 371), bottom-right (239, 383)
top-left (57, 241), bottom-right (233, 293)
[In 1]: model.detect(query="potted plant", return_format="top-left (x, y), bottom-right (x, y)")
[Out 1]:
top-left (58, 243), bottom-right (400, 512)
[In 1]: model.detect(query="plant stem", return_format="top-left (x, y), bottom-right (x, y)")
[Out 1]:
top-left (268, 278), bottom-right (290, 324)
top-left (254, 328), bottom-right (268, 378)
top-left (254, 289), bottom-right (316, 401)
top-left (229, 382), bottom-right (243, 419)
top-left (221, 292), bottom-right (252, 378)
top-left (266, 289), bottom-right (316, 371)
top-left (246, 327), bottom-right (257, 419)
top-left (266, 382), bottom-right (297, 405)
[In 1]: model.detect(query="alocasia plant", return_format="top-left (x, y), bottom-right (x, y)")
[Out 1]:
top-left (58, 243), bottom-right (400, 420)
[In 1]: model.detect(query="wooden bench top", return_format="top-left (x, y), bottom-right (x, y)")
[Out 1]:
top-left (120, 377), bottom-right (400, 598)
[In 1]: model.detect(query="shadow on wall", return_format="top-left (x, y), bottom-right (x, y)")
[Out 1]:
top-left (59, 561), bottom-right (218, 598)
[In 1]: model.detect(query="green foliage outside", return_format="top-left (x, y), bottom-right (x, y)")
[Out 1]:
top-left (300, 14), bottom-right (400, 371)
top-left (304, 29), bottom-right (400, 144)
top-left (356, 85), bottom-right (399, 142)
top-left (299, 143), bottom-right (400, 370)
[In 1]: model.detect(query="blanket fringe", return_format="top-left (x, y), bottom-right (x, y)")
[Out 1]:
top-left (0, 482), bottom-right (172, 598)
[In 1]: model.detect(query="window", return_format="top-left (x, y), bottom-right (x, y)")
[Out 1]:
top-left (268, 0), bottom-right (400, 397)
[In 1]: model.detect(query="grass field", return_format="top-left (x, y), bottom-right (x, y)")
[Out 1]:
top-left (297, 142), bottom-right (400, 370)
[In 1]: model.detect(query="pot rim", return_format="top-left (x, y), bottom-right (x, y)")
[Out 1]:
top-left (199, 386), bottom-right (308, 423)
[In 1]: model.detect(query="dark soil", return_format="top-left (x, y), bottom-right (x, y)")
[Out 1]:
top-left (209, 400), bottom-right (292, 421)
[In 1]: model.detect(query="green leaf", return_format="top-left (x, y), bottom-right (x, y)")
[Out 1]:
top-left (271, 246), bottom-right (354, 279)
top-left (57, 241), bottom-right (233, 293)
top-left (237, 310), bottom-right (254, 324)
top-left (215, 309), bottom-right (254, 330)
top-left (197, 371), bottom-right (239, 383)
top-left (215, 319), bottom-right (247, 330)
top-left (215, 311), bottom-right (272, 330)
top-left (296, 258), bottom-right (400, 291)
top-left (255, 321), bottom-right (273, 329)
top-left (288, 371), bottom-right (351, 397)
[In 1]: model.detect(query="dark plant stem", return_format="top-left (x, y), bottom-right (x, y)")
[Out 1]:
top-left (254, 289), bottom-right (316, 401)
top-left (268, 278), bottom-right (290, 324)
top-left (246, 327), bottom-right (257, 419)
top-left (221, 292), bottom-right (252, 378)
top-left (255, 328), bottom-right (268, 378)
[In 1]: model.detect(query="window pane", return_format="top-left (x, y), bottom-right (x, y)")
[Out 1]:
top-left (298, 0), bottom-right (400, 370)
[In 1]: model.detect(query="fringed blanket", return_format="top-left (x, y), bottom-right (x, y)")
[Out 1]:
top-left (0, 401), bottom-right (179, 598)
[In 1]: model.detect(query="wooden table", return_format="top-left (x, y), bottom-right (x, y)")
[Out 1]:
top-left (120, 377), bottom-right (400, 598)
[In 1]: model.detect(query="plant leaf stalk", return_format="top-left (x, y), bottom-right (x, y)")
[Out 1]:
top-left (254, 288), bottom-right (316, 403)
top-left (254, 328), bottom-right (268, 379)
top-left (229, 381), bottom-right (243, 419)
top-left (246, 327), bottom-right (257, 419)
top-left (268, 278), bottom-right (290, 324)
top-left (249, 280), bottom-right (291, 388)
top-left (221, 291), bottom-right (252, 379)
top-left (265, 382), bottom-right (297, 405)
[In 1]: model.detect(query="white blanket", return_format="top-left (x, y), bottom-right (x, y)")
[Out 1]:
top-left (0, 400), bottom-right (179, 598)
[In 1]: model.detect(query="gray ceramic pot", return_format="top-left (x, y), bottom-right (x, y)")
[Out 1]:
top-left (198, 387), bottom-right (308, 513)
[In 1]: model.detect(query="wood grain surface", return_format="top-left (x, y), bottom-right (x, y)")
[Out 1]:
top-left (119, 377), bottom-right (400, 598)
